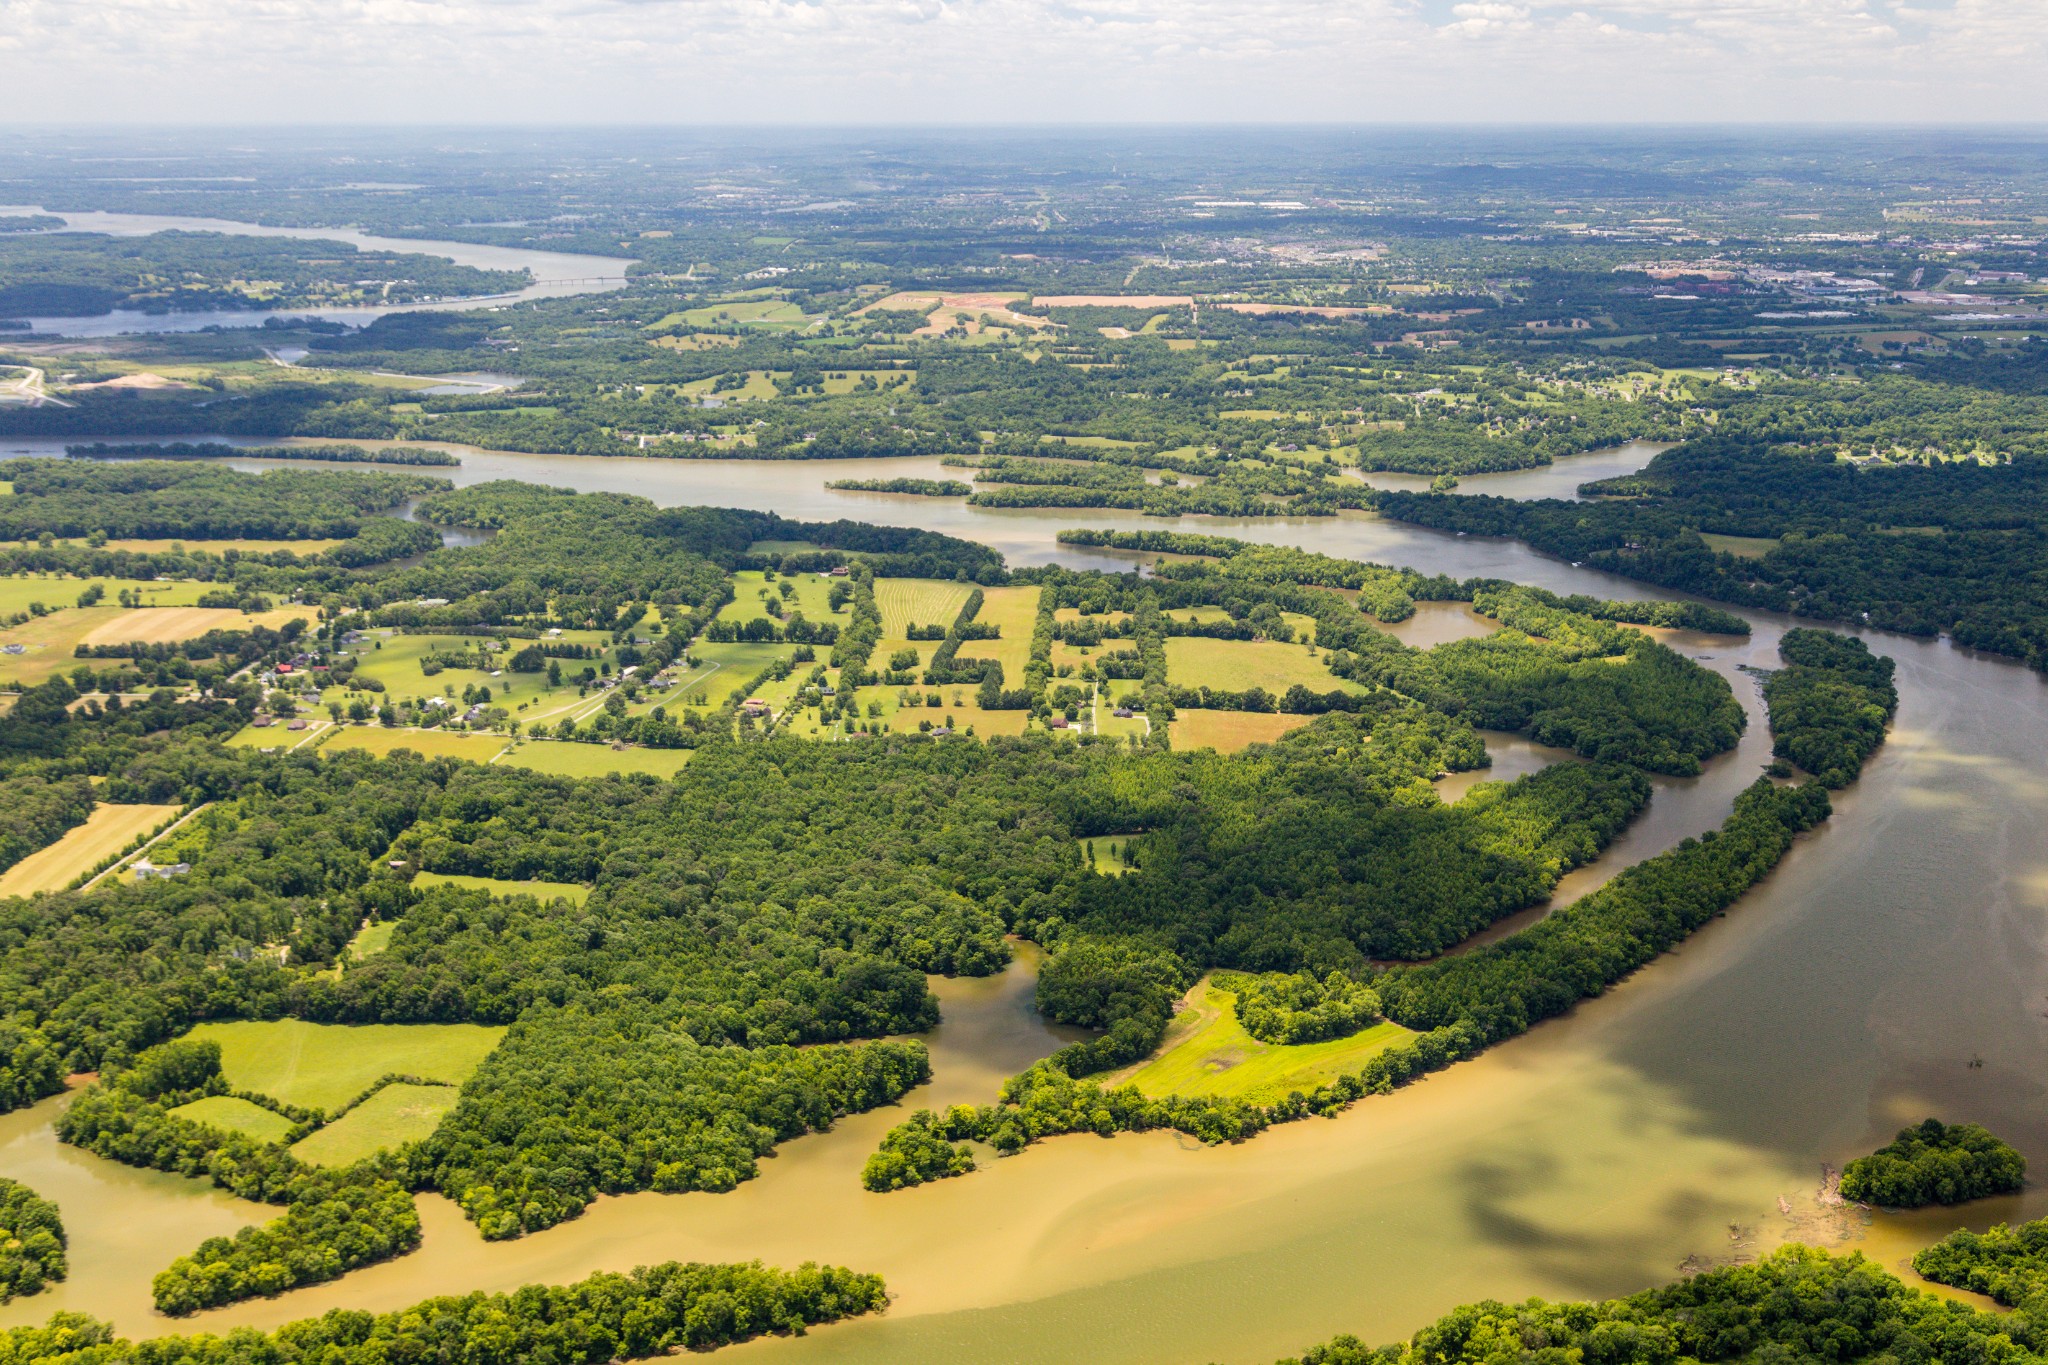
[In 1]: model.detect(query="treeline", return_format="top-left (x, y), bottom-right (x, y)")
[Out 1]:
top-left (0, 1257), bottom-right (886, 1364)
top-left (0, 776), bottom-right (94, 876)
top-left (67, 442), bottom-right (461, 467)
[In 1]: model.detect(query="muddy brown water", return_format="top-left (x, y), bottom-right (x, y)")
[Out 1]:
top-left (1, 443), bottom-right (2045, 1365)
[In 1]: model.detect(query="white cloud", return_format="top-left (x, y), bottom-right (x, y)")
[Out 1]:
top-left (0, 0), bottom-right (2045, 121)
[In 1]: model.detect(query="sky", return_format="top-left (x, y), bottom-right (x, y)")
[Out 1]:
top-left (0, 0), bottom-right (2042, 124)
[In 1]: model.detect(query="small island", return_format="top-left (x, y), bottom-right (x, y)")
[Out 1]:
top-left (1840, 1119), bottom-right (2026, 1208)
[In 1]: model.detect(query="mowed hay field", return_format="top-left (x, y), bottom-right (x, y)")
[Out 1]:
top-left (874, 577), bottom-right (975, 637)
top-left (1121, 980), bottom-right (1414, 1106)
top-left (184, 1019), bottom-right (506, 1114)
top-left (1168, 709), bottom-right (1311, 754)
top-left (1164, 637), bottom-right (1363, 695)
top-left (92, 538), bottom-right (348, 557)
top-left (0, 803), bottom-right (182, 898)
top-left (291, 1083), bottom-right (461, 1166)
top-left (970, 585), bottom-right (1040, 678)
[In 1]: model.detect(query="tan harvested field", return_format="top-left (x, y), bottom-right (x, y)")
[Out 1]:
top-left (861, 291), bottom-right (1055, 336)
top-left (1033, 295), bottom-right (1194, 308)
top-left (1168, 709), bottom-right (1311, 753)
top-left (874, 577), bottom-right (976, 638)
top-left (78, 606), bottom-right (266, 647)
top-left (0, 803), bottom-right (182, 899)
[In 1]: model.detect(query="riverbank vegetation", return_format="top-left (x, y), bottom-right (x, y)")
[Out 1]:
top-left (0, 1178), bottom-right (65, 1303)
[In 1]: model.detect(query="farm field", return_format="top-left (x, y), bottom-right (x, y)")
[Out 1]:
top-left (0, 575), bottom-right (211, 617)
top-left (319, 726), bottom-right (510, 763)
top-left (0, 600), bottom-right (311, 686)
top-left (718, 569), bottom-right (839, 626)
top-left (496, 738), bottom-right (695, 779)
top-left (413, 871), bottom-right (591, 905)
top-left (0, 802), bottom-right (182, 898)
top-left (1164, 636), bottom-right (1362, 695)
top-left (167, 1096), bottom-right (298, 1145)
top-left (183, 1019), bottom-right (506, 1114)
top-left (89, 537), bottom-right (349, 556)
top-left (874, 577), bottom-right (975, 638)
top-left (291, 1083), bottom-right (461, 1166)
top-left (1121, 979), bottom-right (1414, 1106)
top-left (969, 585), bottom-right (1039, 679)
top-left (1168, 708), bottom-right (1310, 753)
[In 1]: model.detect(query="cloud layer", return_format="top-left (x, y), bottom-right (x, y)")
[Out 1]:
top-left (0, 0), bottom-right (2042, 123)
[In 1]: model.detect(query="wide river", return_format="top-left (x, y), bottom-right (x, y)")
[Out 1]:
top-left (2, 439), bottom-right (2043, 1364)
top-left (0, 206), bottom-right (632, 337)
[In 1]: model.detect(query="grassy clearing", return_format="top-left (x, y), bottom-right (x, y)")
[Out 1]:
top-left (346, 921), bottom-right (396, 960)
top-left (183, 1020), bottom-right (506, 1114)
top-left (1123, 980), bottom-right (1414, 1105)
top-left (0, 802), bottom-right (181, 898)
top-left (291, 1083), bottom-right (460, 1166)
top-left (340, 631), bottom-right (603, 720)
top-left (169, 1096), bottom-right (298, 1145)
top-left (496, 739), bottom-right (694, 779)
top-left (873, 577), bottom-right (975, 638)
top-left (413, 871), bottom-right (590, 905)
top-left (671, 299), bottom-right (814, 330)
top-left (1168, 709), bottom-right (1311, 753)
top-left (1164, 637), bottom-right (1362, 695)
top-left (1700, 532), bottom-right (1781, 559)
top-left (1077, 834), bottom-right (1138, 875)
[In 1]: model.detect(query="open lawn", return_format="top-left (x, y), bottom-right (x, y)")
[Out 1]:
top-left (413, 871), bottom-right (590, 905)
top-left (168, 1096), bottom-right (298, 1146)
top-left (1164, 636), bottom-right (1361, 696)
top-left (1168, 709), bottom-right (1310, 753)
top-left (0, 802), bottom-right (181, 898)
top-left (340, 631), bottom-right (592, 717)
top-left (874, 577), bottom-right (976, 638)
top-left (496, 739), bottom-right (694, 779)
top-left (669, 299), bottom-right (815, 330)
top-left (1122, 980), bottom-right (1414, 1105)
top-left (183, 1019), bottom-right (506, 1114)
top-left (291, 1083), bottom-right (461, 1166)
